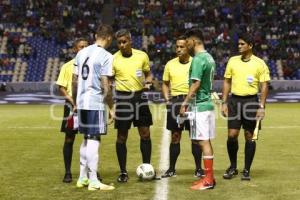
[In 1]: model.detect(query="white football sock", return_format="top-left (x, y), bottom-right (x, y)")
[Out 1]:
top-left (86, 139), bottom-right (100, 181)
top-left (79, 139), bottom-right (88, 179)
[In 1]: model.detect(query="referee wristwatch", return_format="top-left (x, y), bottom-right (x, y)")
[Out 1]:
top-left (259, 104), bottom-right (265, 109)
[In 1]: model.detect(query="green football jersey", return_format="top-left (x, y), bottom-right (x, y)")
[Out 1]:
top-left (189, 51), bottom-right (215, 112)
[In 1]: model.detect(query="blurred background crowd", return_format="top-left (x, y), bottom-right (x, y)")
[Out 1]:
top-left (0, 0), bottom-right (299, 84)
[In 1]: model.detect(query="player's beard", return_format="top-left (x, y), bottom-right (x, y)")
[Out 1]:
top-left (188, 48), bottom-right (195, 57)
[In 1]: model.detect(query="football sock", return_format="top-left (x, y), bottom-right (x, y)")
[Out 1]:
top-left (169, 143), bottom-right (180, 171)
top-left (86, 139), bottom-right (100, 181)
top-left (116, 142), bottom-right (127, 173)
top-left (203, 155), bottom-right (214, 181)
top-left (227, 137), bottom-right (238, 169)
top-left (63, 136), bottom-right (75, 173)
top-left (79, 139), bottom-right (88, 178)
top-left (192, 143), bottom-right (202, 169)
top-left (244, 140), bottom-right (256, 171)
top-left (140, 139), bottom-right (151, 163)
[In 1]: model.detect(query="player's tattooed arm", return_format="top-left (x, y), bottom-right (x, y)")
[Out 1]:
top-left (180, 80), bottom-right (200, 116)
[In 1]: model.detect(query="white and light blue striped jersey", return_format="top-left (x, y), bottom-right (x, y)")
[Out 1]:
top-left (74, 44), bottom-right (113, 110)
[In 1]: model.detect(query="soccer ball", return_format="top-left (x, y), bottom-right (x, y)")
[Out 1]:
top-left (136, 163), bottom-right (155, 180)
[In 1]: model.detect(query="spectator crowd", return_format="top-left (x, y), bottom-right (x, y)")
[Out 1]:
top-left (0, 0), bottom-right (299, 82)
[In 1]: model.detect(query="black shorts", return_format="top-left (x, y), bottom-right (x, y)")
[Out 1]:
top-left (114, 90), bottom-right (153, 130)
top-left (228, 94), bottom-right (259, 131)
top-left (167, 95), bottom-right (190, 132)
top-left (60, 102), bottom-right (77, 134)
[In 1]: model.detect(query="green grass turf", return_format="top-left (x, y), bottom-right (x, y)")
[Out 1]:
top-left (0, 103), bottom-right (300, 200)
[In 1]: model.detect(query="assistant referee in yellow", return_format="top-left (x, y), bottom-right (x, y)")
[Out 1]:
top-left (112, 29), bottom-right (153, 183)
top-left (221, 32), bottom-right (270, 181)
top-left (56, 38), bottom-right (88, 183)
top-left (161, 35), bottom-right (204, 178)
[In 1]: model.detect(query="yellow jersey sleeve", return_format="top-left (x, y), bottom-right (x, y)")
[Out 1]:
top-left (112, 53), bottom-right (117, 76)
top-left (162, 62), bottom-right (170, 81)
top-left (56, 59), bottom-right (74, 96)
top-left (112, 49), bottom-right (151, 92)
top-left (56, 64), bottom-right (68, 88)
top-left (142, 53), bottom-right (150, 72)
top-left (224, 55), bottom-right (270, 96)
top-left (224, 57), bottom-right (233, 79)
top-left (162, 57), bottom-right (190, 96)
top-left (258, 61), bottom-right (271, 82)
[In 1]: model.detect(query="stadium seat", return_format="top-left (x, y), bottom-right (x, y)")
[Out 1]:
top-left (0, 0), bottom-right (298, 83)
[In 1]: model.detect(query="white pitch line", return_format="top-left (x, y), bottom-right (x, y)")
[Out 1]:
top-left (216, 126), bottom-right (300, 129)
top-left (153, 117), bottom-right (170, 200)
top-left (5, 125), bottom-right (300, 130)
top-left (7, 126), bottom-right (57, 129)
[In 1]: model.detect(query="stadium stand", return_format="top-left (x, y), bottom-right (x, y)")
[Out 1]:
top-left (0, 0), bottom-right (299, 83)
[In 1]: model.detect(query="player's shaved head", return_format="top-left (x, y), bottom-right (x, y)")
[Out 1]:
top-left (185, 28), bottom-right (204, 44)
top-left (184, 28), bottom-right (205, 56)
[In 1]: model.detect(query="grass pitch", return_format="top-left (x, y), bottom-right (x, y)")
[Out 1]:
top-left (0, 103), bottom-right (300, 200)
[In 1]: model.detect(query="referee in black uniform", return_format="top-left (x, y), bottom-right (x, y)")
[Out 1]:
top-left (161, 36), bottom-right (203, 178)
top-left (221, 32), bottom-right (270, 180)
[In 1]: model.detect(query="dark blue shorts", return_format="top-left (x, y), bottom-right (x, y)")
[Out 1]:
top-left (77, 109), bottom-right (107, 135)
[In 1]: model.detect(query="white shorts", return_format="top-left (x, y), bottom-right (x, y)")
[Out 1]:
top-left (189, 110), bottom-right (215, 140)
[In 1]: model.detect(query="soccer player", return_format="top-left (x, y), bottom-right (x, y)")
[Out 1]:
top-left (73, 24), bottom-right (115, 191)
top-left (161, 35), bottom-right (204, 178)
top-left (56, 38), bottom-right (88, 183)
top-left (221, 32), bottom-right (270, 181)
top-left (180, 28), bottom-right (216, 190)
top-left (113, 29), bottom-right (153, 183)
